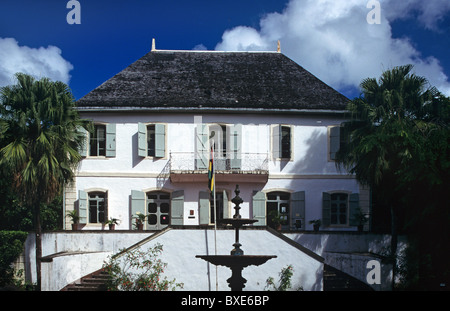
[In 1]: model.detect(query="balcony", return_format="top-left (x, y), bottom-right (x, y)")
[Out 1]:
top-left (168, 152), bottom-right (269, 183)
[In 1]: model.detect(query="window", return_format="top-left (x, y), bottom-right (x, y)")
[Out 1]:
top-left (266, 192), bottom-right (290, 229)
top-left (147, 191), bottom-right (171, 230)
top-left (272, 125), bottom-right (292, 159)
top-left (209, 124), bottom-right (227, 170)
top-left (79, 123), bottom-right (115, 157)
top-left (88, 192), bottom-right (107, 223)
top-left (281, 126), bottom-right (291, 158)
top-left (330, 193), bottom-right (348, 225)
top-left (199, 190), bottom-right (229, 225)
top-left (138, 123), bottom-right (166, 158)
top-left (89, 124), bottom-right (106, 156)
top-left (329, 125), bottom-right (349, 160)
top-left (147, 125), bottom-right (156, 156)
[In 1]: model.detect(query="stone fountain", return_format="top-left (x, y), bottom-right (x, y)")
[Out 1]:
top-left (196, 185), bottom-right (277, 291)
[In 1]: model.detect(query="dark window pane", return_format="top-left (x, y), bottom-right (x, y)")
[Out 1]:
top-left (279, 193), bottom-right (290, 200)
top-left (160, 203), bottom-right (170, 213)
top-left (160, 215), bottom-right (169, 225)
top-left (148, 214), bottom-right (157, 225)
top-left (148, 203), bottom-right (157, 213)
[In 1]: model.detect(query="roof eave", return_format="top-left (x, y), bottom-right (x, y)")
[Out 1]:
top-left (76, 106), bottom-right (350, 116)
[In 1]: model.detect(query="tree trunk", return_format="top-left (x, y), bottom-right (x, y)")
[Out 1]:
top-left (34, 202), bottom-right (42, 291)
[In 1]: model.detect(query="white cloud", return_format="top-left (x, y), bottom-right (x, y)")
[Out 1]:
top-left (215, 0), bottom-right (450, 96)
top-left (0, 37), bottom-right (73, 88)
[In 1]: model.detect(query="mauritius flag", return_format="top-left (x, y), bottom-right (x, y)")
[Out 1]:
top-left (208, 146), bottom-right (214, 192)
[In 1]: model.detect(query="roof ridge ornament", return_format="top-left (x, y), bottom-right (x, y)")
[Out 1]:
top-left (151, 38), bottom-right (156, 51)
top-left (277, 40), bottom-right (281, 53)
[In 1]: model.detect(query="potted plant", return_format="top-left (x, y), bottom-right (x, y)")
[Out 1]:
top-left (309, 219), bottom-right (321, 232)
top-left (67, 210), bottom-right (82, 230)
top-left (133, 212), bottom-right (147, 231)
top-left (268, 210), bottom-right (282, 231)
top-left (354, 209), bottom-right (368, 232)
top-left (105, 217), bottom-right (120, 230)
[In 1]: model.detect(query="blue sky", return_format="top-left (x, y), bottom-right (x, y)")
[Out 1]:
top-left (0, 0), bottom-right (449, 100)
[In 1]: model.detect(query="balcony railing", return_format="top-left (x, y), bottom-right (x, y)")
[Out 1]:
top-left (169, 152), bottom-right (269, 174)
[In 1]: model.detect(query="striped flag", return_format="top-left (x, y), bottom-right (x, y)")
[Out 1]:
top-left (208, 146), bottom-right (214, 192)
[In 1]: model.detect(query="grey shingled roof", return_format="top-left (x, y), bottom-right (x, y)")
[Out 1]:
top-left (76, 50), bottom-right (349, 111)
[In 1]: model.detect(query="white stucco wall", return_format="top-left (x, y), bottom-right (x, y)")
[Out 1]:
top-left (117, 228), bottom-right (324, 291)
top-left (70, 112), bottom-right (363, 231)
top-left (24, 230), bottom-right (403, 291)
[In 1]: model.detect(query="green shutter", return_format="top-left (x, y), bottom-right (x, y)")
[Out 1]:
top-left (105, 123), bottom-right (116, 157)
top-left (272, 125), bottom-right (281, 159)
top-left (154, 123), bottom-right (166, 158)
top-left (199, 191), bottom-right (210, 225)
top-left (228, 124), bottom-right (242, 169)
top-left (171, 190), bottom-right (184, 225)
top-left (77, 126), bottom-right (88, 157)
top-left (252, 191), bottom-right (266, 226)
top-left (349, 193), bottom-right (360, 226)
top-left (196, 124), bottom-right (208, 170)
top-left (291, 191), bottom-right (305, 229)
top-left (330, 126), bottom-right (340, 160)
top-left (138, 123), bottom-right (147, 157)
top-left (131, 190), bottom-right (146, 228)
top-left (78, 190), bottom-right (87, 224)
top-left (222, 190), bottom-right (229, 219)
top-left (322, 192), bottom-right (331, 227)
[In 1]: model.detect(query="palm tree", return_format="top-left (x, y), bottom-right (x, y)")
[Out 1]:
top-left (335, 64), bottom-right (443, 289)
top-left (0, 73), bottom-right (89, 290)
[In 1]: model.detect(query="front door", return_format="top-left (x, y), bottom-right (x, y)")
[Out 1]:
top-left (147, 192), bottom-right (170, 230)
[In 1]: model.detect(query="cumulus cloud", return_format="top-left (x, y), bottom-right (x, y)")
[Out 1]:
top-left (215, 0), bottom-right (450, 96)
top-left (0, 37), bottom-right (73, 87)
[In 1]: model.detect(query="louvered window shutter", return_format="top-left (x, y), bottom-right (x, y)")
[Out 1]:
top-left (252, 191), bottom-right (266, 226)
top-left (154, 123), bottom-right (166, 158)
top-left (77, 126), bottom-right (88, 157)
top-left (228, 124), bottom-right (242, 169)
top-left (131, 190), bottom-right (146, 228)
top-left (105, 123), bottom-right (116, 157)
top-left (196, 124), bottom-right (208, 170)
top-left (138, 123), bottom-right (147, 157)
top-left (272, 125), bottom-right (281, 159)
top-left (171, 190), bottom-right (184, 225)
top-left (222, 190), bottom-right (229, 219)
top-left (78, 190), bottom-right (88, 224)
top-left (199, 191), bottom-right (210, 225)
top-left (329, 126), bottom-right (340, 160)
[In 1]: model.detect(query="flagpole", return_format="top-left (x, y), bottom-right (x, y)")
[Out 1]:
top-left (213, 145), bottom-right (218, 291)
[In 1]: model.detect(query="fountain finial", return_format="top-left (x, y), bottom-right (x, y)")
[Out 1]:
top-left (231, 184), bottom-right (243, 219)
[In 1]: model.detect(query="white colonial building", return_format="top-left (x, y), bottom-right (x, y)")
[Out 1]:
top-left (20, 44), bottom-right (406, 292)
top-left (66, 46), bottom-right (370, 233)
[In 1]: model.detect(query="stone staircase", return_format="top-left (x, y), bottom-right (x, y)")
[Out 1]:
top-left (61, 268), bottom-right (109, 291)
top-left (323, 264), bottom-right (374, 291)
top-left (61, 264), bottom-right (373, 291)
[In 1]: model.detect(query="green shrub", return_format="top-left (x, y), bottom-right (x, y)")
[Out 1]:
top-left (102, 243), bottom-right (183, 291)
top-left (0, 231), bottom-right (28, 288)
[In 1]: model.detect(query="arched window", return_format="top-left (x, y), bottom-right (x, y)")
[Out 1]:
top-left (88, 192), bottom-right (107, 223)
top-left (330, 193), bottom-right (348, 225)
top-left (266, 192), bottom-right (290, 229)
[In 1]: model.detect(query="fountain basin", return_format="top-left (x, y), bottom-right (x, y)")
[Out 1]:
top-left (196, 255), bottom-right (277, 291)
top-left (196, 255), bottom-right (276, 268)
